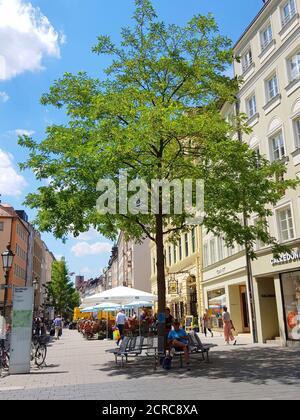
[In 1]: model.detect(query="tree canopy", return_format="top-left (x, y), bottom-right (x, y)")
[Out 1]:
top-left (46, 258), bottom-right (80, 319)
top-left (19, 0), bottom-right (298, 342)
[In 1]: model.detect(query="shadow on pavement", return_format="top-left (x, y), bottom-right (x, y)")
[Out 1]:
top-left (99, 346), bottom-right (300, 386)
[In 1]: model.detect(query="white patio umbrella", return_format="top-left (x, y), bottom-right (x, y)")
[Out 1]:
top-left (83, 286), bottom-right (157, 306)
top-left (80, 306), bottom-right (96, 313)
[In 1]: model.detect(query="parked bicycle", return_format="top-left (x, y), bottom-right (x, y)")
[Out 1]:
top-left (31, 335), bottom-right (49, 367)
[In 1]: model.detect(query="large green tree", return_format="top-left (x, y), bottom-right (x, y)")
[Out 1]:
top-left (20, 0), bottom-right (297, 347)
top-left (46, 259), bottom-right (80, 319)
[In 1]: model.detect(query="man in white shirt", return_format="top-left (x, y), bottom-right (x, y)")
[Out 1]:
top-left (115, 309), bottom-right (127, 345)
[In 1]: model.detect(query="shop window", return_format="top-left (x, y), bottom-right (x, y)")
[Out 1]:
top-left (207, 288), bottom-right (226, 329)
top-left (282, 270), bottom-right (300, 340)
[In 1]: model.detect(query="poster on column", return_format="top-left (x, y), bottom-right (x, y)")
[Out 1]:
top-left (9, 287), bottom-right (34, 374)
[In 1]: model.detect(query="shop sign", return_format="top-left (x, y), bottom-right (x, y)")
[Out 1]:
top-left (271, 250), bottom-right (300, 266)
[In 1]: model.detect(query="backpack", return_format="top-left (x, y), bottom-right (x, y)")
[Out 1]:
top-left (162, 356), bottom-right (172, 370)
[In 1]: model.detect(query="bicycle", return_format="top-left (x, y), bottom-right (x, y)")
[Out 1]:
top-left (31, 335), bottom-right (49, 367)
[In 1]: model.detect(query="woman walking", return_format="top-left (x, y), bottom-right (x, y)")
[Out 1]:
top-left (202, 310), bottom-right (213, 338)
top-left (222, 306), bottom-right (236, 345)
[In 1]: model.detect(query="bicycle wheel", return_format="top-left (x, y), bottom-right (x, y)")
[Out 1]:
top-left (35, 344), bottom-right (47, 367)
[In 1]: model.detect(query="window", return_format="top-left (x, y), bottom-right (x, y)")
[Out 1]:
top-left (266, 74), bottom-right (279, 101)
top-left (217, 237), bottom-right (224, 261)
top-left (277, 206), bottom-right (295, 242)
top-left (168, 246), bottom-right (172, 266)
top-left (179, 238), bottom-right (182, 260)
top-left (173, 245), bottom-right (177, 264)
top-left (191, 228), bottom-right (196, 254)
top-left (254, 147), bottom-right (261, 168)
top-left (210, 238), bottom-right (216, 265)
top-left (288, 52), bottom-right (300, 82)
top-left (281, 271), bottom-right (300, 341)
top-left (282, 0), bottom-right (296, 26)
top-left (247, 95), bottom-right (257, 119)
top-left (184, 233), bottom-right (189, 257)
top-left (294, 119), bottom-right (300, 149)
top-left (270, 131), bottom-right (286, 161)
top-left (261, 24), bottom-right (273, 51)
top-left (0, 221), bottom-right (3, 231)
top-left (203, 243), bottom-right (209, 268)
top-left (242, 49), bottom-right (252, 73)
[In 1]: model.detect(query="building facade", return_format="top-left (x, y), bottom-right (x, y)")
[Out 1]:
top-left (0, 204), bottom-right (55, 320)
top-left (150, 226), bottom-right (204, 324)
top-left (202, 0), bottom-right (300, 345)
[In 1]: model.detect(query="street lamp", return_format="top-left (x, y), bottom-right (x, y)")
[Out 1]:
top-left (33, 277), bottom-right (39, 317)
top-left (1, 245), bottom-right (15, 321)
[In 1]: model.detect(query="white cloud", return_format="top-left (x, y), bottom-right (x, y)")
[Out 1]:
top-left (54, 254), bottom-right (63, 261)
top-left (75, 228), bottom-right (101, 242)
top-left (0, 91), bottom-right (9, 102)
top-left (0, 149), bottom-right (28, 196)
top-left (0, 0), bottom-right (63, 81)
top-left (14, 128), bottom-right (35, 136)
top-left (71, 241), bottom-right (112, 257)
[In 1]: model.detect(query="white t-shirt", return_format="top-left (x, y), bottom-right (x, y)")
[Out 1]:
top-left (222, 311), bottom-right (231, 322)
top-left (116, 312), bottom-right (127, 325)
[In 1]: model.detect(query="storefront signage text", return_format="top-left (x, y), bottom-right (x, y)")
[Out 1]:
top-left (271, 251), bottom-right (300, 266)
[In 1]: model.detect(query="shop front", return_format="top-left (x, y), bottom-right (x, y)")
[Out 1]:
top-left (252, 246), bottom-right (300, 345)
top-left (281, 270), bottom-right (300, 342)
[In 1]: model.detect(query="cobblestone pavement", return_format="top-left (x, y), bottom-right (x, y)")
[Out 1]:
top-left (0, 330), bottom-right (299, 400)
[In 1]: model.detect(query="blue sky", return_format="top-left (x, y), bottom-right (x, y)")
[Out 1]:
top-left (0, 0), bottom-right (263, 280)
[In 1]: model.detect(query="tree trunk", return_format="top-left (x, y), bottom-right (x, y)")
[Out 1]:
top-left (156, 213), bottom-right (166, 355)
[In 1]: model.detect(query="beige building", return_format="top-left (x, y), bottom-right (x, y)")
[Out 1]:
top-left (150, 226), bottom-right (204, 324)
top-left (202, 0), bottom-right (300, 345)
top-left (105, 232), bottom-right (151, 292)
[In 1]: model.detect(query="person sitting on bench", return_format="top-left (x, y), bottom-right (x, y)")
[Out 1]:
top-left (168, 319), bottom-right (190, 369)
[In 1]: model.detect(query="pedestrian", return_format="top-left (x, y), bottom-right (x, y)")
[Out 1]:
top-left (222, 306), bottom-right (236, 345)
top-left (53, 314), bottom-right (63, 340)
top-left (168, 320), bottom-right (190, 370)
top-left (202, 309), bottom-right (213, 338)
top-left (115, 309), bottom-right (127, 345)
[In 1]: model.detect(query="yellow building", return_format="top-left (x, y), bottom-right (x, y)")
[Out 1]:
top-left (150, 226), bottom-right (204, 324)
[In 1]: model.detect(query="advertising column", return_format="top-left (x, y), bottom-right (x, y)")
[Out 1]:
top-left (9, 287), bottom-right (34, 374)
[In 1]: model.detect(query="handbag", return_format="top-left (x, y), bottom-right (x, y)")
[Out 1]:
top-left (113, 329), bottom-right (120, 341)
